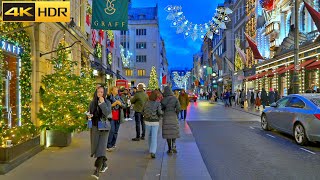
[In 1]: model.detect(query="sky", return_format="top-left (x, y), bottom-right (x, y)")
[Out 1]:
top-left (132, 0), bottom-right (224, 69)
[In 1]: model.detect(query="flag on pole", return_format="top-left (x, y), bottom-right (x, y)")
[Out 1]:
top-left (214, 54), bottom-right (223, 70)
top-left (162, 75), bottom-right (167, 84)
top-left (99, 30), bottom-right (104, 43)
top-left (92, 29), bottom-right (97, 47)
top-left (235, 45), bottom-right (247, 65)
top-left (244, 32), bottom-right (264, 60)
top-left (225, 57), bottom-right (234, 71)
top-left (304, 0), bottom-right (320, 32)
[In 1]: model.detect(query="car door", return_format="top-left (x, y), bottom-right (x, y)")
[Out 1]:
top-left (283, 97), bottom-right (306, 133)
top-left (268, 97), bottom-right (291, 129)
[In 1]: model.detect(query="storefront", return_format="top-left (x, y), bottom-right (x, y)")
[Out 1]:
top-left (246, 39), bottom-right (320, 96)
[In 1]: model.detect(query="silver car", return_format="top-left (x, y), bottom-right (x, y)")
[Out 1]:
top-left (261, 94), bottom-right (320, 145)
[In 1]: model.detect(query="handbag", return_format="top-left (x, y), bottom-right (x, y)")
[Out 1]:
top-left (98, 120), bottom-right (111, 131)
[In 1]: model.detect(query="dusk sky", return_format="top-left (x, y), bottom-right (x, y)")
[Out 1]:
top-left (132, 0), bottom-right (224, 69)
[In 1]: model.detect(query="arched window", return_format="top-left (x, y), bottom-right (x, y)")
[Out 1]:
top-left (300, 5), bottom-right (306, 33)
top-left (286, 13), bottom-right (292, 36)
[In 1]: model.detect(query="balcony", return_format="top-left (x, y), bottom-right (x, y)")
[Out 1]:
top-left (265, 21), bottom-right (280, 36)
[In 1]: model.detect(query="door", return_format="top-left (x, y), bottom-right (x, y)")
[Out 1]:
top-left (268, 97), bottom-right (291, 129)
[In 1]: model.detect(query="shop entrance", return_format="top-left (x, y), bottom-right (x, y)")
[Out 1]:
top-left (2, 54), bottom-right (21, 128)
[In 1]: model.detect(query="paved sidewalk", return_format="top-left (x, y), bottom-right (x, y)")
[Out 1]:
top-left (0, 120), bottom-right (211, 180)
top-left (217, 100), bottom-right (266, 117)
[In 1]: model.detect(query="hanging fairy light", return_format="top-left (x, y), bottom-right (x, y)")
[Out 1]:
top-left (173, 71), bottom-right (191, 88)
top-left (164, 5), bottom-right (232, 41)
top-left (119, 45), bottom-right (132, 68)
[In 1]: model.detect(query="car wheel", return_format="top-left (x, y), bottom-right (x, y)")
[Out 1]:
top-left (261, 114), bottom-right (271, 131)
top-left (294, 123), bottom-right (308, 146)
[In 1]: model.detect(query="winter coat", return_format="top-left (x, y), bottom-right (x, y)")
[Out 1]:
top-left (161, 86), bottom-right (181, 139)
top-left (241, 91), bottom-right (246, 102)
top-left (261, 89), bottom-right (268, 104)
top-left (268, 91), bottom-right (275, 104)
top-left (179, 93), bottom-right (189, 110)
top-left (274, 91), bottom-right (279, 102)
top-left (223, 92), bottom-right (230, 99)
top-left (131, 90), bottom-right (148, 112)
top-left (143, 101), bottom-right (163, 122)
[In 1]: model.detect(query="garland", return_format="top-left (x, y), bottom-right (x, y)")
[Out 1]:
top-left (0, 22), bottom-right (36, 147)
top-left (95, 43), bottom-right (102, 59)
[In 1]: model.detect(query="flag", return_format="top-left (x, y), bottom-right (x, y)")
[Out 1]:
top-left (162, 75), bottom-right (167, 84)
top-left (225, 57), bottom-right (234, 71)
top-left (244, 32), bottom-right (264, 60)
top-left (304, 0), bottom-right (320, 32)
top-left (92, 0), bottom-right (128, 30)
top-left (235, 45), bottom-right (247, 65)
top-left (214, 54), bottom-right (223, 70)
top-left (86, 14), bottom-right (90, 26)
top-left (92, 29), bottom-right (96, 47)
top-left (99, 30), bottom-right (104, 43)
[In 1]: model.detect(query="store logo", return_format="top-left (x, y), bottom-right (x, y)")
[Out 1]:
top-left (2, 1), bottom-right (70, 22)
top-left (1, 41), bottom-right (22, 55)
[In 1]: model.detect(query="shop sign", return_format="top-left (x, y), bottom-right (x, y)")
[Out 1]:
top-left (1, 40), bottom-right (22, 55)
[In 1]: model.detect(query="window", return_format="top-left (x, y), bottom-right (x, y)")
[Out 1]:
top-left (120, 31), bottom-right (128, 35)
top-left (286, 97), bottom-right (305, 108)
top-left (277, 97), bottom-right (290, 108)
top-left (136, 29), bottom-right (146, 35)
top-left (136, 42), bottom-right (147, 49)
top-left (137, 69), bottom-right (146, 76)
top-left (136, 55), bottom-right (147, 63)
top-left (300, 6), bottom-right (306, 32)
top-left (118, 58), bottom-right (120, 68)
top-left (125, 69), bottom-right (133, 76)
top-left (120, 42), bottom-right (129, 48)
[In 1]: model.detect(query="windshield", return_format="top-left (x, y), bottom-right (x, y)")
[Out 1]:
top-left (309, 98), bottom-right (320, 106)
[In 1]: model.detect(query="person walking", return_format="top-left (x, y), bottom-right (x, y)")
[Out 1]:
top-left (161, 86), bottom-right (181, 154)
top-left (223, 89), bottom-right (230, 107)
top-left (268, 88), bottom-right (275, 105)
top-left (143, 90), bottom-right (163, 158)
top-left (255, 90), bottom-right (261, 110)
top-left (250, 91), bottom-right (255, 106)
top-left (121, 89), bottom-right (132, 121)
top-left (274, 88), bottom-right (280, 102)
top-left (178, 89), bottom-right (189, 121)
top-left (174, 90), bottom-right (180, 99)
top-left (261, 88), bottom-right (268, 109)
top-left (106, 86), bottom-right (125, 152)
top-left (247, 89), bottom-right (251, 107)
top-left (88, 86), bottom-right (111, 179)
top-left (131, 84), bottom-right (149, 141)
top-left (240, 89), bottom-right (246, 108)
top-left (234, 90), bottom-right (239, 106)
top-left (229, 89), bottom-right (233, 107)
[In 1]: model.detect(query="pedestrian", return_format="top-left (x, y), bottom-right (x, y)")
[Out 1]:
top-left (261, 88), bottom-right (268, 109)
top-left (274, 88), bottom-right (279, 102)
top-left (131, 84), bottom-right (149, 141)
top-left (87, 86), bottom-right (111, 179)
top-left (250, 91), bottom-right (255, 105)
top-left (106, 86), bottom-right (126, 152)
top-left (240, 89), bottom-right (246, 108)
top-left (234, 90), bottom-right (238, 106)
top-left (174, 90), bottom-right (180, 99)
top-left (247, 89), bottom-right (251, 107)
top-left (143, 90), bottom-right (163, 158)
top-left (161, 86), bottom-right (181, 154)
top-left (178, 89), bottom-right (189, 121)
top-left (131, 87), bottom-right (137, 96)
top-left (228, 89), bottom-right (232, 107)
top-left (255, 90), bottom-right (261, 110)
top-left (223, 89), bottom-right (230, 107)
top-left (121, 89), bottom-right (132, 121)
top-left (268, 88), bottom-right (275, 105)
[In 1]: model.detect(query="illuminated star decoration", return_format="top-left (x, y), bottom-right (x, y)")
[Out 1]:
top-left (119, 45), bottom-right (132, 68)
top-left (173, 71), bottom-right (191, 88)
top-left (165, 5), bottom-right (232, 41)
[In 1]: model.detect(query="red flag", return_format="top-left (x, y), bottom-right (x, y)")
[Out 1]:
top-left (99, 30), bottom-right (104, 43)
top-left (162, 75), bottom-right (167, 84)
top-left (86, 14), bottom-right (90, 26)
top-left (304, 0), bottom-right (320, 32)
top-left (244, 33), bottom-right (264, 60)
top-left (92, 29), bottom-right (96, 47)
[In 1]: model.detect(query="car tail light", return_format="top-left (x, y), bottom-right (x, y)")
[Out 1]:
top-left (314, 114), bottom-right (320, 120)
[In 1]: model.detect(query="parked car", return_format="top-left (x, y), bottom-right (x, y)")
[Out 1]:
top-left (261, 94), bottom-right (320, 145)
top-left (188, 93), bottom-right (198, 102)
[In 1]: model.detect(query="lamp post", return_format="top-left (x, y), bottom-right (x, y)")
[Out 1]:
top-left (293, 0), bottom-right (300, 94)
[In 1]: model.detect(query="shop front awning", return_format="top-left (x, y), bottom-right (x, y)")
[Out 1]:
top-left (267, 66), bottom-right (285, 77)
top-left (278, 59), bottom-right (315, 74)
top-left (306, 60), bottom-right (320, 70)
top-left (278, 64), bottom-right (295, 74)
top-left (247, 71), bottom-right (269, 81)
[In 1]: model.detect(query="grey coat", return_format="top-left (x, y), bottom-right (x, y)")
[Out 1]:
top-left (161, 86), bottom-right (181, 139)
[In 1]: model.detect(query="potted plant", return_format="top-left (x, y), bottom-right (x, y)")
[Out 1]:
top-left (38, 42), bottom-right (95, 147)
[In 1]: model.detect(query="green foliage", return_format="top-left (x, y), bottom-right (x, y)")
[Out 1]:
top-left (148, 66), bottom-right (159, 90)
top-left (38, 42), bottom-right (96, 133)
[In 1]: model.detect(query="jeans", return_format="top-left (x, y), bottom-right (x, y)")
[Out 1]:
top-left (123, 107), bottom-right (130, 118)
top-left (134, 112), bottom-right (145, 138)
top-left (180, 110), bottom-right (187, 119)
top-left (107, 120), bottom-right (120, 148)
top-left (262, 102), bottom-right (266, 109)
top-left (146, 125), bottom-right (159, 154)
top-left (223, 99), bottom-right (230, 106)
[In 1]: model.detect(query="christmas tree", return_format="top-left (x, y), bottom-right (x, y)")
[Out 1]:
top-left (148, 66), bottom-right (159, 90)
top-left (38, 42), bottom-right (96, 133)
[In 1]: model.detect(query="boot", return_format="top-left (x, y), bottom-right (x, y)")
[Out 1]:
top-left (172, 139), bottom-right (177, 153)
top-left (167, 139), bottom-right (173, 154)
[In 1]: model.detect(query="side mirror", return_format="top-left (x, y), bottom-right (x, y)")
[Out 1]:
top-left (270, 102), bottom-right (278, 108)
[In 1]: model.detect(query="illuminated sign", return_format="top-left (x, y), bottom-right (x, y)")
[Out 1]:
top-left (1, 40), bottom-right (23, 55)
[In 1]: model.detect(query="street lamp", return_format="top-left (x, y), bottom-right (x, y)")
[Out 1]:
top-left (293, 0), bottom-right (300, 94)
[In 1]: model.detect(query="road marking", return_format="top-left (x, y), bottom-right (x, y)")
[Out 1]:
top-left (266, 134), bottom-right (276, 138)
top-left (249, 126), bottom-right (255, 129)
top-left (300, 148), bottom-right (316, 155)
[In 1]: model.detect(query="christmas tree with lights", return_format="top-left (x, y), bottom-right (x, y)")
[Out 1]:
top-left (148, 66), bottom-right (159, 90)
top-left (38, 42), bottom-right (95, 133)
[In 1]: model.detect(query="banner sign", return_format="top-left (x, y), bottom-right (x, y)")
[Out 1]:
top-left (92, 0), bottom-right (128, 30)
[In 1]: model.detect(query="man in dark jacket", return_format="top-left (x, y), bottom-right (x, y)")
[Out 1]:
top-left (268, 88), bottom-right (275, 105)
top-left (131, 84), bottom-right (148, 141)
top-left (261, 88), bottom-right (268, 109)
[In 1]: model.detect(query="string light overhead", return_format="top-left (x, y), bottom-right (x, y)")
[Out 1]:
top-left (165, 5), bottom-right (232, 41)
top-left (119, 45), bottom-right (132, 68)
top-left (173, 71), bottom-right (191, 88)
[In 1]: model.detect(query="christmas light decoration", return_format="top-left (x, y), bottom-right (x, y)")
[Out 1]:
top-left (95, 43), bottom-right (102, 59)
top-left (164, 5), bottom-right (232, 41)
top-left (119, 44), bottom-right (132, 68)
top-left (173, 71), bottom-right (191, 88)
top-left (0, 22), bottom-right (36, 147)
top-left (38, 42), bottom-right (96, 133)
top-left (148, 66), bottom-right (159, 90)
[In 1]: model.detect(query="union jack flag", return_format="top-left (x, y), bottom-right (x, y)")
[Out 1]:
top-left (92, 29), bottom-right (96, 47)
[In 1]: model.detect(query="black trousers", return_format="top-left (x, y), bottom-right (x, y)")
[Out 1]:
top-left (123, 107), bottom-right (130, 118)
top-left (167, 139), bottom-right (176, 150)
top-left (94, 156), bottom-right (107, 169)
top-left (180, 110), bottom-right (187, 119)
top-left (134, 112), bottom-right (145, 138)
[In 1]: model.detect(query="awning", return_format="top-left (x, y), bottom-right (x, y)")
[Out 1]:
top-left (256, 71), bottom-right (269, 79)
top-left (267, 66), bottom-right (285, 77)
top-left (306, 60), bottom-right (320, 70)
top-left (278, 64), bottom-right (295, 74)
top-left (246, 70), bottom-right (269, 81)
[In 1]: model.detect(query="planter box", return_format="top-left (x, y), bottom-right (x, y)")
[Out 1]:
top-left (0, 136), bottom-right (43, 174)
top-left (46, 130), bottom-right (71, 147)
